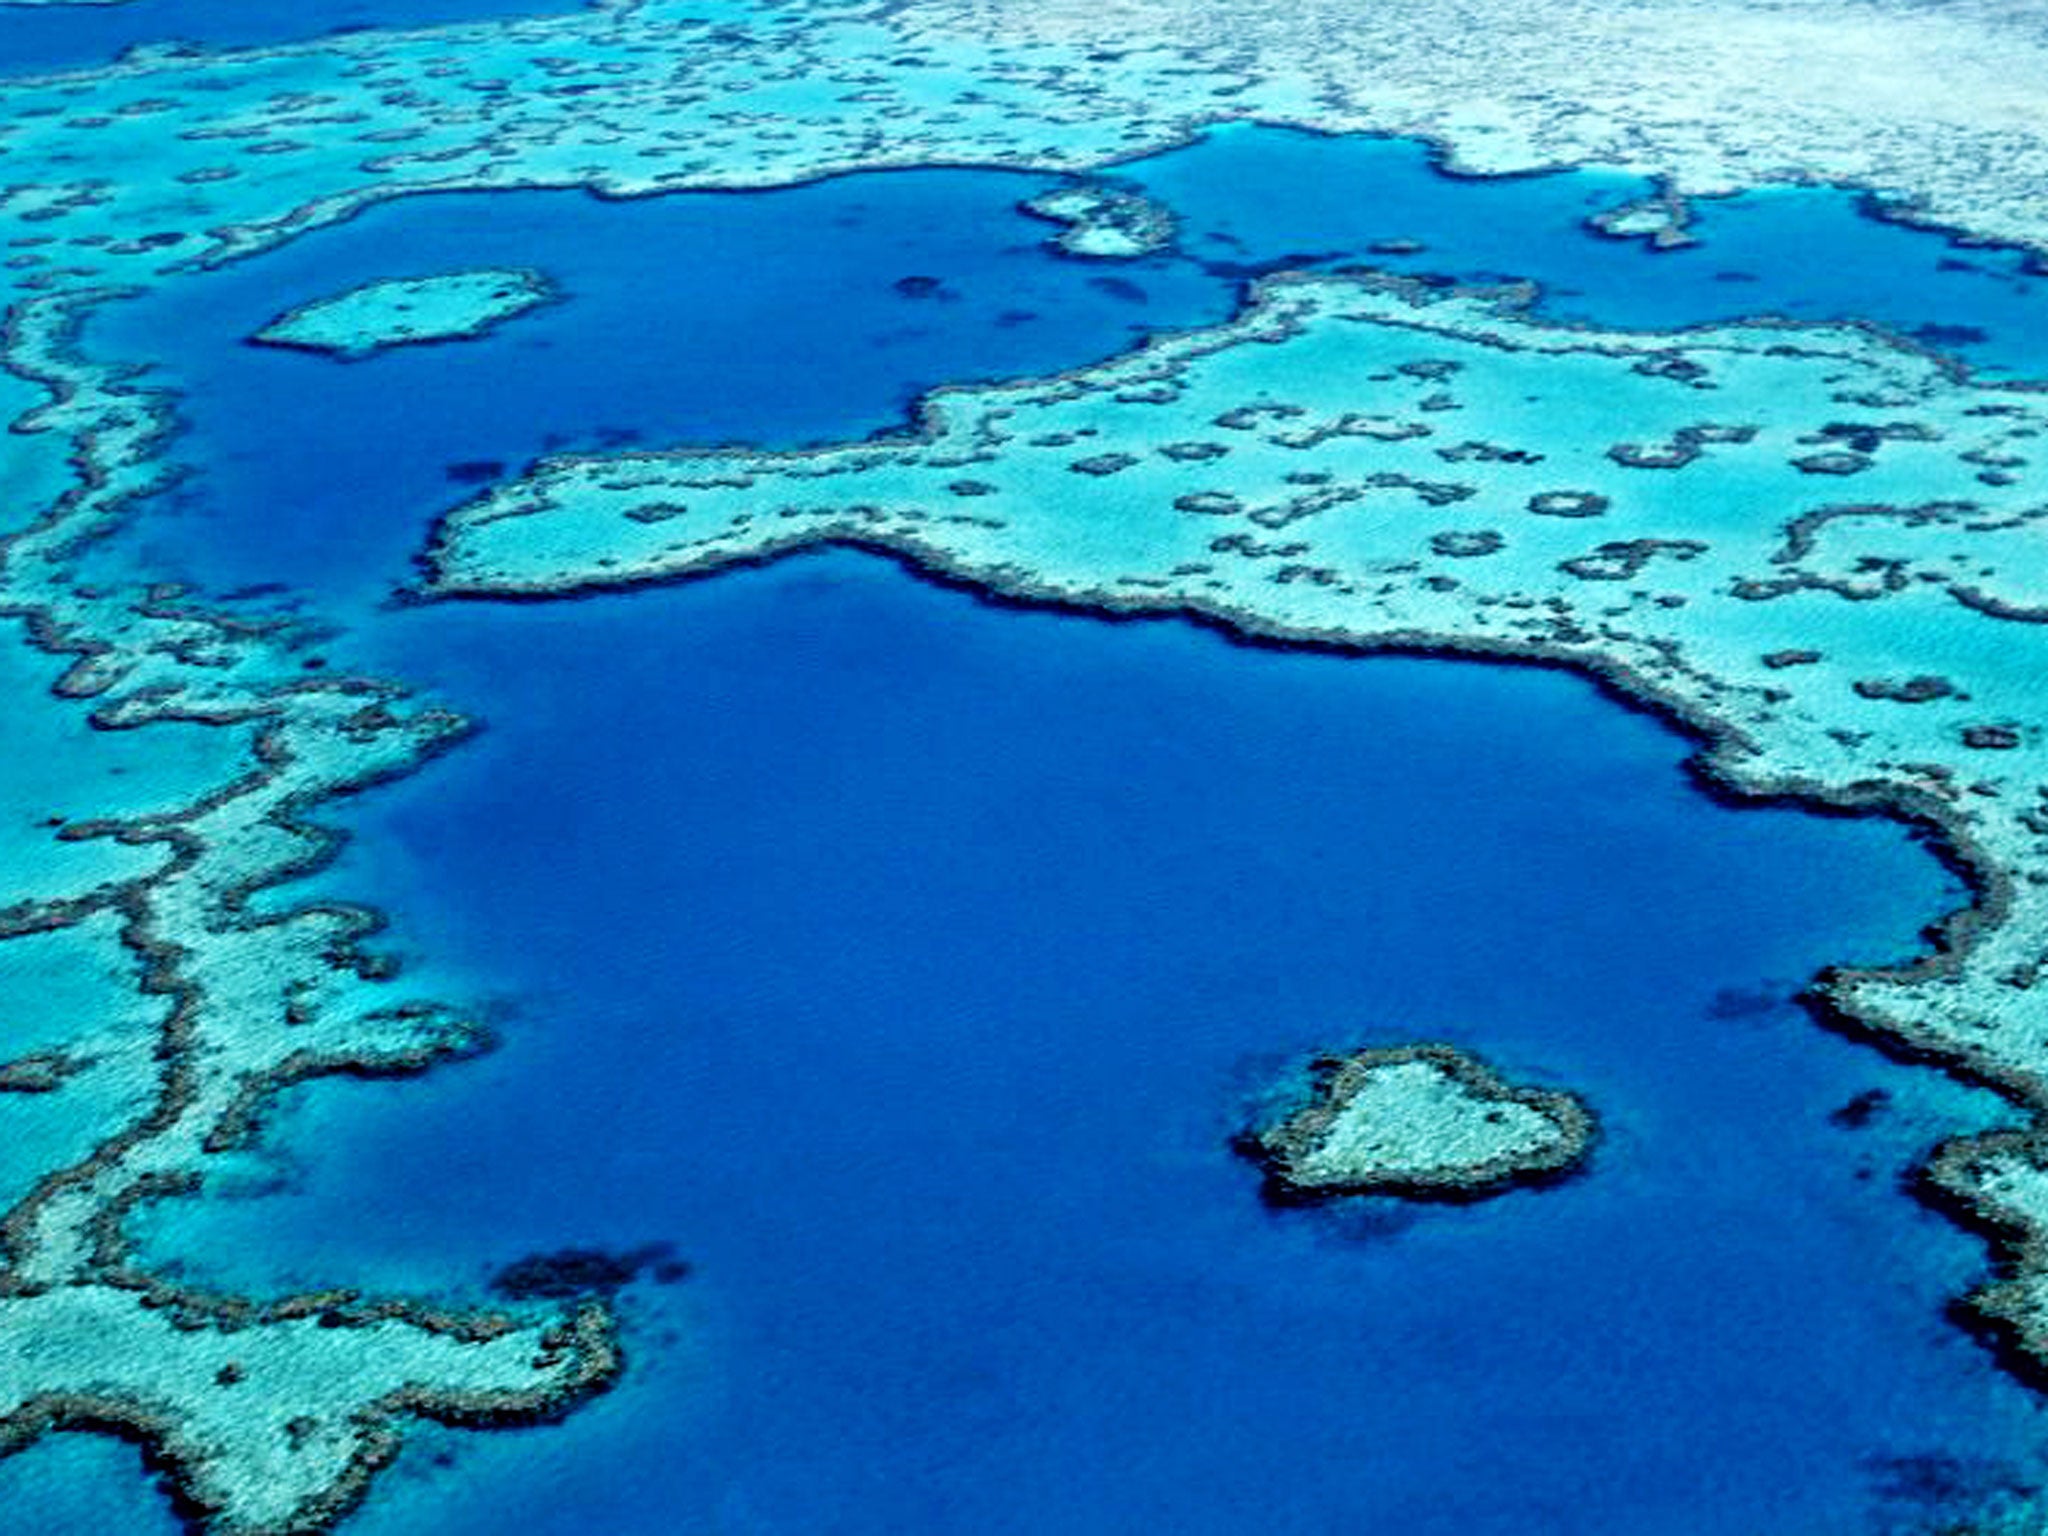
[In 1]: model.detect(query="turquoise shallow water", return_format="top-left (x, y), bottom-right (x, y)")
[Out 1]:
top-left (15, 106), bottom-right (2048, 1533)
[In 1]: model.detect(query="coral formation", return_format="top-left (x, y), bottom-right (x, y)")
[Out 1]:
top-left (7, 0), bottom-right (2048, 1521)
top-left (1021, 181), bottom-right (1176, 259)
top-left (419, 271), bottom-right (2048, 1380)
top-left (251, 268), bottom-right (555, 361)
top-left (1240, 1044), bottom-right (1595, 1203)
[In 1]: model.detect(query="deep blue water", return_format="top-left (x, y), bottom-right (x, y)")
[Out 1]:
top-left (0, 0), bottom-right (595, 78)
top-left (1120, 125), bottom-right (2048, 378)
top-left (133, 549), bottom-right (2040, 1534)
top-left (0, 1434), bottom-right (181, 1533)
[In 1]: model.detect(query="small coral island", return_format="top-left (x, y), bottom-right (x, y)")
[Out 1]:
top-left (251, 267), bottom-right (556, 361)
top-left (1241, 1044), bottom-right (1597, 1203)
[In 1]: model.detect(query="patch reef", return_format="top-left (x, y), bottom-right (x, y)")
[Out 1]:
top-left (250, 268), bottom-right (556, 361)
top-left (1021, 182), bottom-right (1176, 260)
top-left (1242, 1045), bottom-right (1594, 1202)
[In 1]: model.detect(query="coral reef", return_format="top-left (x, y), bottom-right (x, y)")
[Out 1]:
top-left (1021, 182), bottom-right (1176, 259)
top-left (7, 0), bottom-right (2048, 1521)
top-left (1240, 1044), bottom-right (1595, 1203)
top-left (251, 268), bottom-right (555, 362)
top-left (0, 294), bottom-right (620, 1533)
top-left (419, 270), bottom-right (2048, 1375)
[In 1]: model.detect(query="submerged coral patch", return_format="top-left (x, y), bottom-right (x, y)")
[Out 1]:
top-left (1021, 181), bottom-right (1177, 260)
top-left (251, 268), bottom-right (556, 362)
top-left (1242, 1044), bottom-right (1595, 1202)
top-left (489, 1243), bottom-right (691, 1301)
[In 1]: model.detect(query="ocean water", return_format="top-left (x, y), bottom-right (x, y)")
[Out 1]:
top-left (0, 1432), bottom-right (183, 1534)
top-left (1121, 124), bottom-right (2048, 379)
top-left (22, 116), bottom-right (2048, 1532)
top-left (0, 0), bottom-right (597, 79)
top-left (134, 550), bottom-right (2041, 1534)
